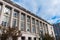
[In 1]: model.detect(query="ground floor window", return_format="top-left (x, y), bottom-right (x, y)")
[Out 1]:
top-left (34, 37), bottom-right (36, 40)
top-left (28, 37), bottom-right (31, 40)
top-left (21, 36), bottom-right (25, 40)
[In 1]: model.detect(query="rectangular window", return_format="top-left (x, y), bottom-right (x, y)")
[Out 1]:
top-left (13, 11), bottom-right (19, 18)
top-left (32, 18), bottom-right (35, 24)
top-left (27, 23), bottom-right (30, 32)
top-left (2, 16), bottom-right (9, 27)
top-left (27, 16), bottom-right (30, 22)
top-left (21, 37), bottom-right (25, 40)
top-left (21, 22), bottom-right (25, 31)
top-left (4, 7), bottom-right (11, 15)
top-left (21, 13), bottom-right (25, 31)
top-left (28, 37), bottom-right (31, 40)
top-left (21, 13), bottom-right (25, 21)
top-left (32, 25), bottom-right (36, 33)
top-left (27, 16), bottom-right (31, 32)
top-left (12, 19), bottom-right (17, 27)
top-left (34, 38), bottom-right (36, 40)
top-left (36, 20), bottom-right (39, 33)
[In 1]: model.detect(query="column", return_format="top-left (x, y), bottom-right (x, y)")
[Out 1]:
top-left (30, 17), bottom-right (32, 33)
top-left (0, 3), bottom-right (5, 25)
top-left (9, 8), bottom-right (14, 27)
top-left (25, 14), bottom-right (27, 32)
top-left (18, 11), bottom-right (21, 30)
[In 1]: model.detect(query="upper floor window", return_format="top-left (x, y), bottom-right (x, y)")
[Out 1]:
top-left (27, 23), bottom-right (30, 32)
top-left (21, 13), bottom-right (25, 21)
top-left (21, 22), bottom-right (25, 31)
top-left (32, 18), bottom-right (35, 24)
top-left (2, 15), bottom-right (9, 27)
top-left (40, 22), bottom-right (42, 27)
top-left (4, 6), bottom-right (11, 15)
top-left (32, 25), bottom-right (36, 33)
top-left (13, 10), bottom-right (19, 18)
top-left (36, 20), bottom-right (39, 26)
top-left (12, 19), bottom-right (17, 27)
top-left (27, 16), bottom-right (30, 22)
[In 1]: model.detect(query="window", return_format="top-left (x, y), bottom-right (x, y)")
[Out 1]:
top-left (21, 22), bottom-right (25, 31)
top-left (36, 20), bottom-right (39, 33)
top-left (2, 16), bottom-right (9, 27)
top-left (4, 7), bottom-right (11, 15)
top-left (27, 16), bottom-right (31, 32)
top-left (21, 13), bottom-right (25, 21)
top-left (34, 38), bottom-right (36, 40)
top-left (27, 16), bottom-right (30, 22)
top-left (1, 6), bottom-right (11, 27)
top-left (21, 13), bottom-right (25, 31)
top-left (28, 37), bottom-right (31, 40)
top-left (12, 19), bottom-right (17, 27)
top-left (27, 23), bottom-right (30, 32)
top-left (32, 25), bottom-right (36, 33)
top-left (21, 37), bottom-right (25, 40)
top-left (13, 11), bottom-right (19, 18)
top-left (32, 18), bottom-right (35, 24)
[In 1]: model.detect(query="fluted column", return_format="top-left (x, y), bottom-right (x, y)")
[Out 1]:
top-left (18, 11), bottom-right (21, 30)
top-left (9, 8), bottom-right (14, 27)
top-left (0, 3), bottom-right (5, 25)
top-left (25, 14), bottom-right (27, 32)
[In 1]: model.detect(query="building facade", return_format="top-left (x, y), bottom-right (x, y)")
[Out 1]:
top-left (0, 0), bottom-right (55, 40)
top-left (53, 23), bottom-right (60, 40)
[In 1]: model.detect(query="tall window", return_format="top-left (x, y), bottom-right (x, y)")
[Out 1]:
top-left (12, 10), bottom-right (19, 27)
top-left (2, 6), bottom-right (11, 27)
top-left (40, 22), bottom-right (42, 29)
top-left (36, 20), bottom-right (39, 33)
top-left (21, 13), bottom-right (25, 31)
top-left (27, 16), bottom-right (31, 32)
top-left (32, 18), bottom-right (36, 33)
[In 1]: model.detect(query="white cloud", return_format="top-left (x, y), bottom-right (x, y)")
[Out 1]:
top-left (12, 0), bottom-right (60, 23)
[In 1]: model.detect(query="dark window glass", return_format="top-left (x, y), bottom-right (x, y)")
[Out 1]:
top-left (32, 18), bottom-right (35, 24)
top-left (27, 23), bottom-right (30, 32)
top-left (21, 37), bottom-right (25, 40)
top-left (2, 21), bottom-right (7, 26)
top-left (13, 11), bottom-right (19, 18)
top-left (34, 38), bottom-right (36, 40)
top-left (28, 37), bottom-right (31, 40)
top-left (21, 13), bottom-right (25, 21)
top-left (32, 25), bottom-right (36, 33)
top-left (21, 22), bottom-right (25, 31)
top-left (27, 16), bottom-right (30, 22)
top-left (4, 7), bottom-right (11, 15)
top-left (12, 19), bottom-right (17, 27)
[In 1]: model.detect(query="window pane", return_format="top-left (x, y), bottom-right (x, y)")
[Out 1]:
top-left (21, 13), bottom-right (25, 21)
top-left (1, 16), bottom-right (9, 26)
top-left (27, 16), bottom-right (30, 22)
top-left (36, 20), bottom-right (39, 26)
top-left (27, 23), bottom-right (30, 32)
top-left (21, 22), bottom-right (25, 31)
top-left (4, 7), bottom-right (11, 15)
top-left (13, 11), bottom-right (19, 18)
top-left (12, 19), bottom-right (17, 27)
top-left (32, 18), bottom-right (35, 24)
top-left (32, 25), bottom-right (36, 33)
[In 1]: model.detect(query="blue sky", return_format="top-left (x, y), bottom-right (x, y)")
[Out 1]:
top-left (11, 0), bottom-right (60, 24)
